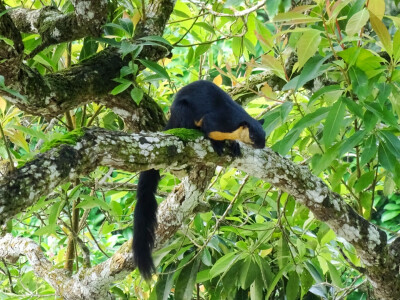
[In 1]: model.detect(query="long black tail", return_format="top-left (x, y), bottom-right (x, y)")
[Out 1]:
top-left (133, 169), bottom-right (161, 280)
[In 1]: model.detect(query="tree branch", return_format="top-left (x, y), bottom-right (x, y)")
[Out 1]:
top-left (0, 127), bottom-right (398, 297)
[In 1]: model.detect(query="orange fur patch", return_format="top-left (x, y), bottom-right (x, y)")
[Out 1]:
top-left (209, 126), bottom-right (253, 145)
top-left (194, 118), bottom-right (204, 127)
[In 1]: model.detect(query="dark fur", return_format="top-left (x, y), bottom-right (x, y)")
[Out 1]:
top-left (133, 80), bottom-right (266, 279)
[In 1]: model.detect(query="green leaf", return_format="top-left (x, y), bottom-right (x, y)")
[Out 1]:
top-left (378, 142), bottom-right (396, 173)
top-left (369, 11), bottom-right (393, 56)
top-left (196, 269), bottom-right (211, 283)
top-left (34, 224), bottom-right (57, 236)
top-left (323, 98), bottom-right (346, 147)
top-left (153, 267), bottom-right (175, 300)
top-left (239, 256), bottom-right (258, 289)
top-left (360, 192), bottom-right (372, 219)
top-left (130, 87), bottom-right (144, 105)
top-left (348, 67), bottom-right (369, 99)
top-left (77, 195), bottom-right (111, 211)
top-left (296, 29), bottom-right (321, 69)
top-left (265, 263), bottom-right (292, 300)
top-left (80, 38), bottom-right (99, 61)
top-left (383, 176), bottom-right (395, 196)
top-left (250, 278), bottom-right (263, 300)
top-left (272, 129), bottom-right (301, 155)
top-left (119, 18), bottom-right (134, 36)
top-left (10, 125), bottom-right (47, 141)
top-left (0, 6), bottom-right (18, 18)
top-left (393, 30), bottom-right (400, 62)
top-left (209, 252), bottom-right (240, 278)
top-left (273, 12), bottom-right (320, 24)
top-left (293, 107), bottom-right (331, 131)
top-left (286, 271), bottom-right (300, 300)
top-left (345, 9), bottom-right (369, 36)
top-left (354, 171), bottom-right (375, 193)
top-left (339, 130), bottom-right (366, 156)
top-left (201, 248), bottom-right (212, 266)
top-left (363, 110), bottom-right (378, 132)
top-left (365, 102), bottom-right (400, 129)
top-left (378, 130), bottom-right (400, 159)
top-left (327, 261), bottom-right (343, 288)
top-left (0, 36), bottom-right (14, 47)
top-left (360, 135), bottom-right (377, 166)
top-left (137, 59), bottom-right (170, 80)
top-left (120, 41), bottom-right (142, 59)
top-left (48, 200), bottom-right (64, 226)
top-left (342, 97), bottom-right (364, 119)
top-left (138, 35), bottom-right (172, 46)
top-left (194, 22), bottom-right (215, 34)
top-left (309, 85), bottom-right (342, 105)
top-left (382, 210), bottom-right (400, 222)
top-left (300, 268), bottom-right (314, 298)
top-left (262, 102), bottom-right (293, 137)
top-left (110, 81), bottom-right (132, 95)
top-left (175, 258), bottom-right (201, 300)
top-left (195, 44), bottom-right (211, 59)
top-left (383, 203), bottom-right (400, 210)
top-left (312, 143), bottom-right (340, 175)
top-left (272, 107), bottom-right (330, 155)
top-left (283, 55), bottom-right (332, 91)
top-left (261, 54), bottom-right (286, 80)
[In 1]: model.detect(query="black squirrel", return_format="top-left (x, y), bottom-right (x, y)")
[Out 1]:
top-left (133, 80), bottom-right (266, 279)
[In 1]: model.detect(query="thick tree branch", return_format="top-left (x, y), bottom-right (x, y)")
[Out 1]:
top-left (0, 0), bottom-right (173, 127)
top-left (0, 127), bottom-right (398, 300)
top-left (9, 0), bottom-right (107, 48)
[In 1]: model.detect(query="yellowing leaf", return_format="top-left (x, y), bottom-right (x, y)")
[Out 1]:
top-left (345, 9), bottom-right (369, 37)
top-left (213, 74), bottom-right (222, 86)
top-left (0, 97), bottom-right (7, 113)
top-left (132, 9), bottom-right (141, 27)
top-left (261, 54), bottom-right (286, 80)
top-left (260, 248), bottom-right (273, 257)
top-left (368, 0), bottom-right (385, 20)
top-left (369, 11), bottom-right (392, 56)
top-left (296, 29), bottom-right (321, 70)
top-left (6, 129), bottom-right (29, 152)
top-left (261, 83), bottom-right (274, 99)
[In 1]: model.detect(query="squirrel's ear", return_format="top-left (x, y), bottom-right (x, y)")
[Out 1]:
top-left (258, 119), bottom-right (265, 125)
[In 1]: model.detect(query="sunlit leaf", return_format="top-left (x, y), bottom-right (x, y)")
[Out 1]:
top-left (345, 9), bottom-right (369, 36)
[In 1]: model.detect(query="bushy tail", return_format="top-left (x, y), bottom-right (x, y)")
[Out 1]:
top-left (133, 169), bottom-right (161, 280)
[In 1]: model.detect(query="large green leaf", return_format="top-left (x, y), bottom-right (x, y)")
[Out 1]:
top-left (209, 252), bottom-right (240, 278)
top-left (286, 271), bottom-right (300, 300)
top-left (283, 55), bottom-right (332, 91)
top-left (369, 11), bottom-right (392, 56)
top-left (296, 29), bottom-right (322, 69)
top-left (273, 107), bottom-right (330, 155)
top-left (175, 258), bottom-right (201, 300)
top-left (323, 98), bottom-right (346, 147)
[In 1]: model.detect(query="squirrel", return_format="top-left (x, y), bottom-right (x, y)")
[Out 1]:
top-left (133, 80), bottom-right (266, 279)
